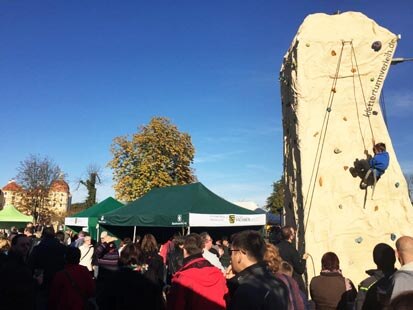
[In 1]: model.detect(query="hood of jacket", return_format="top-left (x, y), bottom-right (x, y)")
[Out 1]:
top-left (174, 255), bottom-right (224, 288)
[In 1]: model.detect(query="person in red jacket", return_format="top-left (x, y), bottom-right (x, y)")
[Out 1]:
top-left (167, 233), bottom-right (228, 310)
top-left (49, 246), bottom-right (95, 310)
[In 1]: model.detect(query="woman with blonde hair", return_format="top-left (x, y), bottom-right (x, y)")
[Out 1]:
top-left (264, 243), bottom-right (305, 310)
top-left (0, 237), bottom-right (10, 254)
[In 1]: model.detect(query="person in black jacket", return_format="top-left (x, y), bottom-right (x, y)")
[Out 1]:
top-left (226, 230), bottom-right (289, 310)
top-left (98, 243), bottom-right (164, 310)
top-left (357, 243), bottom-right (396, 310)
top-left (277, 226), bottom-right (308, 294)
top-left (29, 226), bottom-right (67, 309)
top-left (0, 234), bottom-right (38, 309)
top-left (141, 234), bottom-right (165, 287)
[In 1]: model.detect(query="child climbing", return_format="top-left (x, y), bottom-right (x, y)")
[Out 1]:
top-left (351, 143), bottom-right (390, 189)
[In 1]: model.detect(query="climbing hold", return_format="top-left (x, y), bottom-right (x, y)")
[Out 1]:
top-left (351, 68), bottom-right (356, 73)
top-left (343, 116), bottom-right (347, 121)
top-left (334, 148), bottom-right (342, 154)
top-left (372, 111), bottom-right (378, 115)
top-left (395, 182), bottom-right (400, 188)
top-left (319, 177), bottom-right (323, 187)
top-left (331, 50), bottom-right (336, 56)
top-left (374, 206), bottom-right (379, 211)
top-left (372, 41), bottom-right (382, 52)
top-left (313, 132), bottom-right (319, 137)
top-left (326, 107), bottom-right (332, 112)
top-left (332, 88), bottom-right (336, 93)
top-left (306, 43), bottom-right (310, 47)
top-left (343, 166), bottom-right (349, 171)
top-left (391, 233), bottom-right (397, 241)
top-left (338, 204), bottom-right (343, 209)
top-left (370, 77), bottom-right (375, 82)
top-left (355, 237), bottom-right (363, 244)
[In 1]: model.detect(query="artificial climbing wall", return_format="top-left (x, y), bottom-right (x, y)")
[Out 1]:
top-left (280, 12), bottom-right (413, 286)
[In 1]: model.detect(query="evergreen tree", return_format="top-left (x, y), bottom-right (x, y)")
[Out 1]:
top-left (265, 177), bottom-right (284, 214)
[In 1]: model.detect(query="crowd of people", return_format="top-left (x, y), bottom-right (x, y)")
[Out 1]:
top-left (0, 223), bottom-right (413, 310)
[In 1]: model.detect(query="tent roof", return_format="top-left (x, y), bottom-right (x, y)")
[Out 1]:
top-left (101, 182), bottom-right (261, 227)
top-left (0, 204), bottom-right (33, 223)
top-left (70, 197), bottom-right (123, 218)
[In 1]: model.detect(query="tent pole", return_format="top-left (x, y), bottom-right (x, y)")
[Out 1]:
top-left (133, 226), bottom-right (137, 243)
top-left (187, 226), bottom-right (190, 235)
top-left (97, 224), bottom-right (100, 242)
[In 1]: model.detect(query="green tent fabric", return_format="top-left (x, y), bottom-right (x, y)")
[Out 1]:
top-left (100, 183), bottom-right (266, 228)
top-left (65, 197), bottom-right (123, 240)
top-left (0, 204), bottom-right (33, 229)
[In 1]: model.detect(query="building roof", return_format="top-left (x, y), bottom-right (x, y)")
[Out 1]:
top-left (2, 180), bottom-right (23, 192)
top-left (50, 179), bottom-right (70, 193)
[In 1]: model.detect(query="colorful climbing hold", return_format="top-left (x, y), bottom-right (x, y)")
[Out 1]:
top-left (334, 148), bottom-right (342, 154)
top-left (355, 237), bottom-right (363, 244)
top-left (372, 111), bottom-right (378, 115)
top-left (343, 166), bottom-right (349, 171)
top-left (374, 206), bottom-right (379, 211)
top-left (332, 88), bottom-right (336, 93)
top-left (313, 132), bottom-right (319, 137)
top-left (391, 233), bottom-right (397, 241)
top-left (327, 107), bottom-right (332, 112)
top-left (395, 182), bottom-right (400, 188)
top-left (331, 50), bottom-right (336, 56)
top-left (351, 68), bottom-right (356, 73)
top-left (343, 117), bottom-right (347, 121)
top-left (370, 77), bottom-right (375, 82)
top-left (306, 43), bottom-right (310, 47)
top-left (338, 204), bottom-right (343, 209)
top-left (319, 177), bottom-right (323, 187)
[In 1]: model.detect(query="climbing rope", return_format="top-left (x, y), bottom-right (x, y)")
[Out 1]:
top-left (350, 44), bottom-right (367, 152)
top-left (350, 42), bottom-right (376, 145)
top-left (380, 90), bottom-right (388, 127)
top-left (303, 41), bottom-right (346, 234)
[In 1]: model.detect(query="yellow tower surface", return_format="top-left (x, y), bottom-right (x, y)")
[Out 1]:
top-left (280, 11), bottom-right (413, 286)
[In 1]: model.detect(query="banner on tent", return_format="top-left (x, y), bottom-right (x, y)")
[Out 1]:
top-left (65, 217), bottom-right (89, 226)
top-left (189, 213), bottom-right (265, 227)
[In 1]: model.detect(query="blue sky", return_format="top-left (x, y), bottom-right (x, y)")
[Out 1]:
top-left (1, 1), bottom-right (412, 207)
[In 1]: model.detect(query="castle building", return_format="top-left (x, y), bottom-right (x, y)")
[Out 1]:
top-left (0, 179), bottom-right (71, 213)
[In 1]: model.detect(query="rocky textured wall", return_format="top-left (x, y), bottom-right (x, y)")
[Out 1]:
top-left (280, 11), bottom-right (413, 286)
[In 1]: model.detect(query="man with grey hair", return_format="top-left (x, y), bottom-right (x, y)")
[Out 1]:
top-left (79, 235), bottom-right (94, 273)
top-left (200, 232), bottom-right (225, 271)
top-left (390, 236), bottom-right (413, 300)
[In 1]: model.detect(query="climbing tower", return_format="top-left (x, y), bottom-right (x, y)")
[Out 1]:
top-left (280, 12), bottom-right (413, 285)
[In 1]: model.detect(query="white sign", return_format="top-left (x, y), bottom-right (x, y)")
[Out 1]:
top-left (64, 217), bottom-right (89, 227)
top-left (189, 213), bottom-right (266, 227)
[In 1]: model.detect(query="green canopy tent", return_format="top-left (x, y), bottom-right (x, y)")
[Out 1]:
top-left (64, 197), bottom-right (123, 240)
top-left (100, 183), bottom-right (266, 240)
top-left (0, 204), bottom-right (33, 229)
